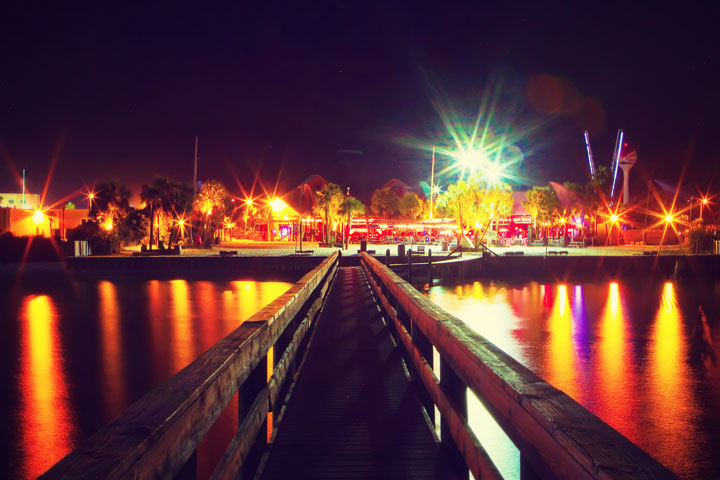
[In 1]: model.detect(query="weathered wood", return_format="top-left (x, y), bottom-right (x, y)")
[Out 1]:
top-left (212, 260), bottom-right (338, 480)
top-left (41, 252), bottom-right (339, 480)
top-left (363, 262), bottom-right (502, 480)
top-left (361, 253), bottom-right (678, 480)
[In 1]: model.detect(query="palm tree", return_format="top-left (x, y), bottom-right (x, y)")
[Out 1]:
top-left (193, 180), bottom-right (230, 244)
top-left (341, 196), bottom-right (365, 249)
top-left (314, 183), bottom-right (343, 244)
top-left (523, 186), bottom-right (560, 240)
top-left (140, 183), bottom-right (163, 249)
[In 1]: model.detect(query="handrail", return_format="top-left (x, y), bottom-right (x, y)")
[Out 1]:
top-left (360, 252), bottom-right (677, 480)
top-left (41, 251), bottom-right (340, 480)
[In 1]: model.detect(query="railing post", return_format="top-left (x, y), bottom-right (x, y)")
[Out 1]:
top-left (385, 248), bottom-right (390, 266)
top-left (427, 249), bottom-right (432, 286)
top-left (238, 354), bottom-right (267, 479)
top-left (408, 249), bottom-right (413, 283)
top-left (441, 358), bottom-right (469, 480)
top-left (411, 321), bottom-right (434, 426)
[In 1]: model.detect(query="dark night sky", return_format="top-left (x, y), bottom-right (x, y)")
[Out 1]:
top-left (1, 1), bottom-right (719, 205)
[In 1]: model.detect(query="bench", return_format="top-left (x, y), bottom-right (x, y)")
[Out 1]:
top-left (547, 250), bottom-right (568, 255)
top-left (219, 250), bottom-right (238, 256)
top-left (568, 241), bottom-right (585, 248)
top-left (416, 245), bottom-right (425, 254)
top-left (503, 251), bottom-right (524, 256)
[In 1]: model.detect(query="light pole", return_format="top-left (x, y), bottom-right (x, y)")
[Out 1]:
top-left (429, 146), bottom-right (436, 220)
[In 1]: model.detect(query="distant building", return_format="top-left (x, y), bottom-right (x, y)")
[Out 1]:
top-left (0, 192), bottom-right (41, 209)
top-left (0, 207), bottom-right (90, 238)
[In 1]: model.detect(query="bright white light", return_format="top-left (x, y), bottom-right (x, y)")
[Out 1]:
top-left (32, 210), bottom-right (45, 225)
top-left (484, 162), bottom-right (503, 183)
top-left (270, 198), bottom-right (286, 213)
top-left (458, 148), bottom-right (485, 170)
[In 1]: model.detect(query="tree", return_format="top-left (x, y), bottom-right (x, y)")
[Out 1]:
top-left (523, 186), bottom-right (560, 239)
top-left (341, 196), bottom-right (365, 249)
top-left (140, 183), bottom-right (163, 249)
top-left (314, 183), bottom-right (344, 244)
top-left (399, 192), bottom-right (423, 220)
top-left (90, 180), bottom-right (131, 236)
top-left (370, 187), bottom-right (400, 217)
top-left (479, 183), bottom-right (514, 244)
top-left (193, 180), bottom-right (230, 244)
top-left (90, 180), bottom-right (131, 221)
top-left (436, 176), bottom-right (482, 245)
top-left (65, 201), bottom-right (76, 209)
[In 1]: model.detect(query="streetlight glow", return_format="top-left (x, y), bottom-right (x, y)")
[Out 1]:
top-left (270, 198), bottom-right (286, 213)
top-left (32, 210), bottom-right (45, 225)
top-left (610, 214), bottom-right (618, 223)
top-left (665, 214), bottom-right (673, 223)
top-left (458, 148), bottom-right (485, 170)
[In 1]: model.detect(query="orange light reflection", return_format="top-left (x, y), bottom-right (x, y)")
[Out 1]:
top-left (19, 295), bottom-right (77, 478)
top-left (169, 280), bottom-right (195, 372)
top-left (646, 282), bottom-right (699, 474)
top-left (543, 285), bottom-right (580, 401)
top-left (594, 282), bottom-right (638, 442)
top-left (98, 281), bottom-right (127, 419)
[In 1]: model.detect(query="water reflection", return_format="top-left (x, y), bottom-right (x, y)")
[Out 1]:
top-left (429, 279), bottom-right (719, 479)
top-left (544, 285), bottom-right (579, 400)
top-left (593, 282), bottom-right (638, 441)
top-left (98, 281), bottom-right (126, 419)
top-left (19, 295), bottom-right (77, 479)
top-left (646, 282), bottom-right (700, 472)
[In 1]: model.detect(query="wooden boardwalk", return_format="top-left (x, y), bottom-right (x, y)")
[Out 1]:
top-left (260, 266), bottom-right (464, 479)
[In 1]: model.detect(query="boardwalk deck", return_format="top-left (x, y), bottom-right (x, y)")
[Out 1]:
top-left (260, 266), bottom-right (464, 479)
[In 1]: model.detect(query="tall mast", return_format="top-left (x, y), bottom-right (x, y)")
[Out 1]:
top-left (609, 129), bottom-right (624, 202)
top-left (583, 131), bottom-right (596, 180)
top-left (429, 146), bottom-right (436, 220)
top-left (22, 169), bottom-right (26, 207)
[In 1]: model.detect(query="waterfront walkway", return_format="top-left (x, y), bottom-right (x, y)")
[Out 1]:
top-left (259, 266), bottom-right (463, 479)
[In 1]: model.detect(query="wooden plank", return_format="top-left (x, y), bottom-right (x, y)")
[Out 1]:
top-left (363, 263), bottom-right (501, 480)
top-left (41, 252), bottom-right (339, 480)
top-left (260, 266), bottom-right (464, 480)
top-left (361, 253), bottom-right (678, 480)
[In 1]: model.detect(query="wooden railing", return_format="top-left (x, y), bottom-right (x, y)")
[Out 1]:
top-left (360, 252), bottom-right (678, 480)
top-left (42, 251), bottom-right (340, 480)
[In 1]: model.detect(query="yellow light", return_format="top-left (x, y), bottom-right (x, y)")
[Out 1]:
top-left (702, 198), bottom-right (708, 205)
top-left (32, 210), bottom-right (45, 225)
top-left (88, 193), bottom-right (95, 200)
top-left (665, 214), bottom-right (673, 223)
top-left (610, 214), bottom-right (618, 223)
top-left (270, 198), bottom-right (286, 213)
top-left (245, 199), bottom-right (253, 206)
top-left (178, 219), bottom-right (185, 227)
top-left (103, 221), bottom-right (113, 231)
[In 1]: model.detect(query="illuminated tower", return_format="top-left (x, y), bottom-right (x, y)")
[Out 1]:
top-left (618, 150), bottom-right (638, 205)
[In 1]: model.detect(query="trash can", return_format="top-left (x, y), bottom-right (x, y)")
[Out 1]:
top-left (360, 239), bottom-right (367, 252)
top-left (398, 244), bottom-right (405, 257)
top-left (441, 240), bottom-right (448, 252)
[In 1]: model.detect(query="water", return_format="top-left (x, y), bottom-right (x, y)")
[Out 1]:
top-left (0, 274), bottom-right (292, 479)
top-left (428, 279), bottom-right (720, 479)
